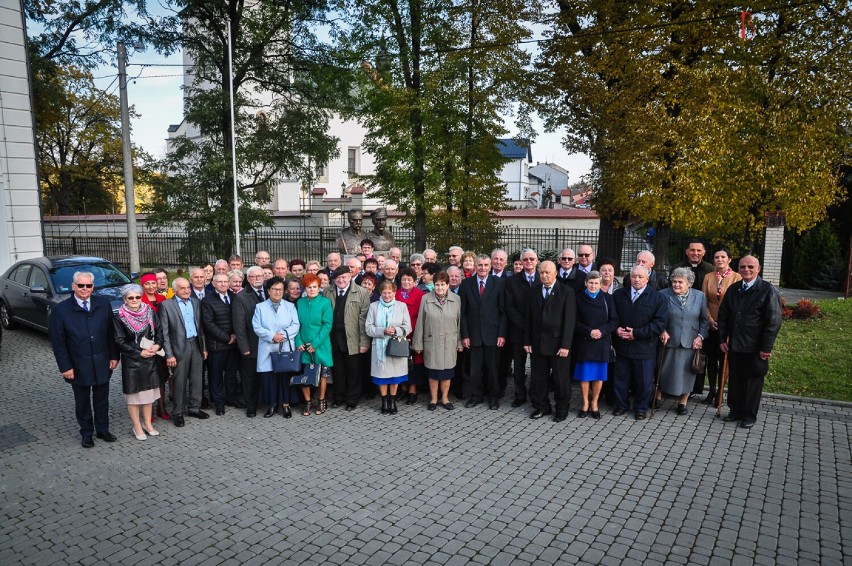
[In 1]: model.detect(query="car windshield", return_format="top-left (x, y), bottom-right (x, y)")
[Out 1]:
top-left (50, 262), bottom-right (131, 294)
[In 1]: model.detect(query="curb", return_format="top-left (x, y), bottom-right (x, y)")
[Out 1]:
top-left (763, 391), bottom-right (852, 409)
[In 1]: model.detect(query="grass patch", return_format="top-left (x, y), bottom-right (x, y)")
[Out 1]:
top-left (766, 298), bottom-right (852, 401)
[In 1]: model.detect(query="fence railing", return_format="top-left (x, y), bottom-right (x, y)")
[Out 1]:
top-left (43, 227), bottom-right (761, 275)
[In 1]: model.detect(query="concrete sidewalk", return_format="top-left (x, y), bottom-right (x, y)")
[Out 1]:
top-left (0, 327), bottom-right (849, 565)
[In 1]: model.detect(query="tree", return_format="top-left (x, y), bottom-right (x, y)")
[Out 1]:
top-left (337, 0), bottom-right (534, 249)
top-left (145, 0), bottom-right (342, 256)
top-left (37, 66), bottom-right (126, 215)
top-left (536, 1), bottom-right (851, 242)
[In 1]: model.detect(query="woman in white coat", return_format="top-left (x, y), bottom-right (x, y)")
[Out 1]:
top-left (365, 280), bottom-right (412, 414)
top-left (253, 277), bottom-right (301, 418)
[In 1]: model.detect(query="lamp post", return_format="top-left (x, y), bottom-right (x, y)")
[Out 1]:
top-left (226, 16), bottom-right (241, 256)
top-left (117, 42), bottom-right (140, 276)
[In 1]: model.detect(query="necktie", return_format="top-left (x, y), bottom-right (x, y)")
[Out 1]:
top-left (257, 289), bottom-right (264, 300)
top-left (82, 300), bottom-right (89, 311)
top-left (632, 291), bottom-right (639, 303)
top-left (544, 286), bottom-right (551, 299)
top-left (479, 280), bottom-right (484, 297)
top-left (223, 295), bottom-right (230, 305)
top-left (197, 290), bottom-right (204, 299)
top-left (528, 275), bottom-right (534, 285)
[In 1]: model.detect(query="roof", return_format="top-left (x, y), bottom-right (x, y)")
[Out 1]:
top-left (497, 138), bottom-right (532, 161)
top-left (167, 124), bottom-right (180, 133)
top-left (311, 187), bottom-right (327, 195)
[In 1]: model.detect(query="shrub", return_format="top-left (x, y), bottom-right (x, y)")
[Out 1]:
top-left (782, 298), bottom-right (823, 320)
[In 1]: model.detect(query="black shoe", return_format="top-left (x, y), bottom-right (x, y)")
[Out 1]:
top-left (381, 395), bottom-right (389, 414)
top-left (489, 400), bottom-right (499, 410)
top-left (612, 408), bottom-right (628, 416)
top-left (216, 406), bottom-right (225, 416)
top-left (428, 402), bottom-right (437, 411)
top-left (464, 399), bottom-right (481, 408)
top-left (577, 410), bottom-right (588, 418)
top-left (442, 402), bottom-right (454, 411)
top-left (264, 406), bottom-right (277, 418)
top-left (188, 410), bottom-right (209, 420)
top-left (703, 390), bottom-right (717, 405)
top-left (345, 404), bottom-right (356, 411)
top-left (389, 397), bottom-right (398, 414)
top-left (635, 412), bottom-right (647, 420)
top-left (95, 431), bottom-right (117, 442)
top-left (723, 413), bottom-right (739, 422)
top-left (246, 410), bottom-right (256, 418)
top-left (173, 415), bottom-right (185, 427)
top-left (511, 398), bottom-right (526, 408)
top-left (590, 411), bottom-right (601, 420)
top-left (652, 398), bottom-right (663, 410)
top-left (676, 404), bottom-right (688, 416)
top-left (740, 419), bottom-right (755, 429)
top-left (406, 393), bottom-right (417, 405)
top-left (81, 436), bottom-right (94, 448)
top-left (552, 415), bottom-right (566, 423)
top-left (332, 401), bottom-right (343, 408)
top-left (229, 400), bottom-right (247, 409)
top-left (282, 406), bottom-right (292, 419)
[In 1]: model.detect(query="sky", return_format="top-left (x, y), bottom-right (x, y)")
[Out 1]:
top-left (103, 48), bottom-right (593, 182)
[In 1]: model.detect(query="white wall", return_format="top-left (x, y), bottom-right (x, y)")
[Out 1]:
top-left (498, 157), bottom-right (531, 201)
top-left (0, 0), bottom-right (43, 273)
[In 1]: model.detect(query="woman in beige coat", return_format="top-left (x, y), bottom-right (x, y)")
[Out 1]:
top-left (412, 272), bottom-right (463, 410)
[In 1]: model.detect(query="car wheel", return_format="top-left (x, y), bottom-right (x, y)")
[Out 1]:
top-left (0, 301), bottom-right (18, 330)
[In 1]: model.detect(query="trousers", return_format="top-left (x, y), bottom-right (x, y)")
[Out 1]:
top-left (72, 382), bottom-right (110, 437)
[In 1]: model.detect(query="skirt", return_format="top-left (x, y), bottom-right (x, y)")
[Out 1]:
top-left (427, 368), bottom-right (455, 381)
top-left (372, 374), bottom-right (408, 386)
top-left (659, 347), bottom-right (697, 396)
top-left (125, 388), bottom-right (161, 405)
top-left (574, 361), bottom-right (608, 382)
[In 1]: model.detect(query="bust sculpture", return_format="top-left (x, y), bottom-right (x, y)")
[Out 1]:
top-left (336, 210), bottom-right (367, 255)
top-left (367, 207), bottom-right (395, 251)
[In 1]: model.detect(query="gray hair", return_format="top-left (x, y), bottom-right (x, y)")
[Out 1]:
top-left (637, 250), bottom-right (656, 264)
top-left (215, 259), bottom-right (229, 269)
top-left (449, 246), bottom-right (464, 254)
top-left (491, 248), bottom-right (508, 259)
top-left (446, 266), bottom-right (461, 275)
top-left (670, 266), bottom-right (695, 286)
top-left (72, 271), bottom-right (95, 285)
top-left (585, 270), bottom-right (602, 282)
top-left (476, 253), bottom-right (490, 262)
top-left (172, 277), bottom-right (189, 291)
top-left (423, 248), bottom-right (436, 256)
top-left (246, 265), bottom-right (263, 277)
top-left (122, 284), bottom-right (143, 300)
top-left (410, 253), bottom-right (425, 264)
top-left (227, 269), bottom-right (244, 280)
top-left (630, 265), bottom-right (651, 277)
top-left (520, 248), bottom-right (537, 259)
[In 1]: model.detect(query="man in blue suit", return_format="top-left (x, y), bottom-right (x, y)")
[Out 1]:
top-left (49, 271), bottom-right (120, 448)
top-left (612, 265), bottom-right (668, 420)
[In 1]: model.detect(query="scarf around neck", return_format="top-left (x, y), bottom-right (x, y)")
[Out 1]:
top-left (118, 302), bottom-right (154, 334)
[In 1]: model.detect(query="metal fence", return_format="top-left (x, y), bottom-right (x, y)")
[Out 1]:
top-left (43, 227), bottom-right (758, 275)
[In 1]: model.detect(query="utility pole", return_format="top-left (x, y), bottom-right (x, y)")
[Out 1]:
top-left (118, 42), bottom-right (140, 276)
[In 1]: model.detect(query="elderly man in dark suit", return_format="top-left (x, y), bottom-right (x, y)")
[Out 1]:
top-left (717, 255), bottom-right (782, 429)
top-left (612, 265), bottom-right (668, 420)
top-left (460, 254), bottom-right (508, 410)
top-left (160, 277), bottom-right (208, 427)
top-left (49, 271), bottom-right (120, 448)
top-left (232, 266), bottom-right (265, 417)
top-left (504, 248), bottom-right (538, 407)
top-left (557, 247), bottom-right (587, 294)
top-left (202, 273), bottom-right (242, 416)
top-left (524, 261), bottom-right (577, 422)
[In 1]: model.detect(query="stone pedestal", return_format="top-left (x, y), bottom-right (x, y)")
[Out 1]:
top-left (763, 212), bottom-right (785, 285)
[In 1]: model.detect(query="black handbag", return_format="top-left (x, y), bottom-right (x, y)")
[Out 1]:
top-left (270, 331), bottom-right (300, 373)
top-left (691, 349), bottom-right (707, 374)
top-left (386, 335), bottom-right (410, 357)
top-left (290, 354), bottom-right (322, 387)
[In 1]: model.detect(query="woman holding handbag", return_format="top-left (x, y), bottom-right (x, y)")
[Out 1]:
top-left (295, 274), bottom-right (333, 416)
top-left (253, 277), bottom-right (301, 418)
top-left (365, 280), bottom-right (412, 414)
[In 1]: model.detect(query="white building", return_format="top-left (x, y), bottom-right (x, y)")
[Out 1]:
top-left (0, 0), bottom-right (43, 272)
top-left (496, 138), bottom-right (533, 207)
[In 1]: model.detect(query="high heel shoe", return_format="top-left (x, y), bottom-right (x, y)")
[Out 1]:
top-left (143, 426), bottom-right (160, 437)
top-left (264, 405), bottom-right (277, 418)
top-left (316, 399), bottom-right (327, 415)
top-left (132, 428), bottom-right (147, 441)
top-left (157, 407), bottom-right (171, 420)
top-left (282, 405), bottom-right (292, 419)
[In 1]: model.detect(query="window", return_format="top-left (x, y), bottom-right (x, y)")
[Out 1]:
top-left (12, 265), bottom-right (31, 285)
top-left (29, 268), bottom-right (49, 289)
top-left (314, 163), bottom-right (328, 181)
top-left (347, 147), bottom-right (360, 176)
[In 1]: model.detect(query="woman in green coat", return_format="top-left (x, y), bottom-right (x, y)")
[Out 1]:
top-left (295, 274), bottom-right (334, 415)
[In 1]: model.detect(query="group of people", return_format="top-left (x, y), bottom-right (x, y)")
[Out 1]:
top-left (49, 240), bottom-right (782, 448)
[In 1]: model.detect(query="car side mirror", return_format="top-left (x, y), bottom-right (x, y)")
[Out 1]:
top-left (29, 285), bottom-right (47, 294)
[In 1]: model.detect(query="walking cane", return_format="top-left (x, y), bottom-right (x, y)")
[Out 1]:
top-left (651, 345), bottom-right (666, 418)
top-left (716, 351), bottom-right (729, 418)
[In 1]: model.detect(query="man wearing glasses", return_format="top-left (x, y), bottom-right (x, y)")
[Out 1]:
top-left (576, 245), bottom-right (597, 274)
top-left (50, 271), bottom-right (120, 448)
top-left (557, 247), bottom-right (586, 294)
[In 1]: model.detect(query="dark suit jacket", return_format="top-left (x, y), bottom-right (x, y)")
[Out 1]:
top-left (232, 287), bottom-right (263, 358)
top-left (159, 296), bottom-right (206, 360)
top-left (612, 285), bottom-right (668, 360)
top-left (558, 267), bottom-right (586, 295)
top-left (525, 280), bottom-right (576, 355)
top-left (49, 295), bottom-right (119, 386)
top-left (504, 271), bottom-right (538, 343)
top-left (717, 277), bottom-right (782, 353)
top-left (459, 275), bottom-right (507, 347)
top-left (201, 291), bottom-right (236, 353)
top-left (574, 291), bottom-right (619, 363)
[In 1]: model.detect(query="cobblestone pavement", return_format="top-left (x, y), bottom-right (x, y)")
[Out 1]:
top-left (1, 327), bottom-right (849, 565)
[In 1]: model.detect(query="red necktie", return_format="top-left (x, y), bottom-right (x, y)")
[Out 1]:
top-left (479, 280), bottom-right (484, 297)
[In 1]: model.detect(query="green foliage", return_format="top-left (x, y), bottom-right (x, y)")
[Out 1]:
top-left (789, 222), bottom-right (844, 291)
top-left (145, 0), bottom-right (343, 256)
top-left (536, 1), bottom-right (851, 240)
top-left (336, 0), bottom-right (534, 248)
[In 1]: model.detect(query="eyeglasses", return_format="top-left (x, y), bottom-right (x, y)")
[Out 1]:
top-left (560, 257), bottom-right (574, 261)
top-left (269, 287), bottom-right (285, 292)
top-left (76, 283), bottom-right (94, 288)
top-left (411, 262), bottom-right (422, 267)
top-left (126, 296), bottom-right (142, 301)
top-left (578, 253), bottom-right (591, 257)
top-left (739, 265), bottom-right (758, 269)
